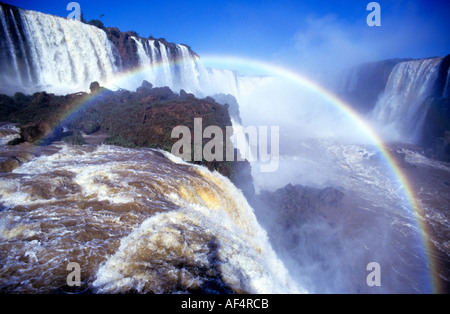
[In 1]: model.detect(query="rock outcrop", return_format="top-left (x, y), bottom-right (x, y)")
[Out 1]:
top-left (19, 121), bottom-right (51, 143)
top-left (253, 183), bottom-right (345, 228)
top-left (105, 27), bottom-right (140, 70)
top-left (0, 81), bottom-right (255, 198)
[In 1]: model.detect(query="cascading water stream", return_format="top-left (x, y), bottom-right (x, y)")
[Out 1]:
top-left (0, 4), bottom-right (118, 95)
top-left (370, 57), bottom-right (443, 142)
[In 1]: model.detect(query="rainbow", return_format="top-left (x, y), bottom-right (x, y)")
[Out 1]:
top-left (200, 56), bottom-right (441, 294)
top-left (44, 55), bottom-right (441, 293)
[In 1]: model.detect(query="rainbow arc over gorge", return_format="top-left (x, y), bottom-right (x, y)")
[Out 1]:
top-left (46, 55), bottom-right (441, 293)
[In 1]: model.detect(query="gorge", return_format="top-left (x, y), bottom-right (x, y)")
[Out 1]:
top-left (0, 2), bottom-right (449, 294)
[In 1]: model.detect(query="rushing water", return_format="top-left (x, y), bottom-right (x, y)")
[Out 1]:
top-left (251, 139), bottom-right (449, 293)
top-left (0, 122), bottom-right (448, 293)
top-left (0, 2), bottom-right (448, 295)
top-left (0, 136), bottom-right (302, 294)
top-left (370, 57), bottom-right (443, 142)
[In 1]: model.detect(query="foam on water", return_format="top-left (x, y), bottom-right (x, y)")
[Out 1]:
top-left (0, 143), bottom-right (303, 293)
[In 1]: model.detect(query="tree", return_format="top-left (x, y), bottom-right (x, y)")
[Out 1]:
top-left (87, 19), bottom-right (105, 30)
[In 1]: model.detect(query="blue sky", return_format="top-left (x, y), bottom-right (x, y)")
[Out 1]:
top-left (5, 0), bottom-right (450, 73)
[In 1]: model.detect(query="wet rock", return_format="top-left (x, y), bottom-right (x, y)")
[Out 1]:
top-left (211, 94), bottom-right (242, 125)
top-left (14, 152), bottom-right (34, 163)
top-left (20, 122), bottom-right (51, 143)
top-left (318, 187), bottom-right (345, 207)
top-left (6, 137), bottom-right (24, 145)
top-left (179, 89), bottom-right (195, 100)
top-left (90, 81), bottom-right (101, 93)
top-left (0, 157), bottom-right (20, 173)
top-left (136, 80), bottom-right (153, 96)
top-left (255, 183), bottom-right (345, 226)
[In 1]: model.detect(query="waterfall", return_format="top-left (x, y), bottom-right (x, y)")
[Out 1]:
top-left (0, 2), bottom-right (250, 104)
top-left (157, 42), bottom-right (173, 87)
top-left (0, 3), bottom-right (118, 95)
top-left (444, 67), bottom-right (450, 98)
top-left (131, 37), bottom-right (203, 93)
top-left (0, 143), bottom-right (303, 293)
top-left (129, 35), bottom-right (242, 98)
top-left (370, 57), bottom-right (443, 142)
top-left (177, 44), bottom-right (201, 90)
top-left (0, 5), bottom-right (29, 88)
top-left (130, 36), bottom-right (158, 85)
